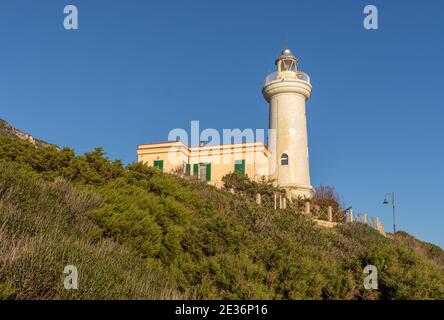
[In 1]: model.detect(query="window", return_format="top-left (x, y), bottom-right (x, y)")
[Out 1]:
top-left (185, 163), bottom-right (191, 176)
top-left (199, 163), bottom-right (211, 181)
top-left (234, 159), bottom-right (245, 176)
top-left (199, 164), bottom-right (207, 181)
top-left (281, 154), bottom-right (289, 166)
top-left (193, 163), bottom-right (211, 181)
top-left (153, 160), bottom-right (164, 171)
top-left (280, 59), bottom-right (296, 71)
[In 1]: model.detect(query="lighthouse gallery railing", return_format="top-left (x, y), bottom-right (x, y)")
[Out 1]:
top-left (264, 71), bottom-right (311, 86)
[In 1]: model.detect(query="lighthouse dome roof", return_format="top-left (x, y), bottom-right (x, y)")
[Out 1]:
top-left (282, 48), bottom-right (292, 55)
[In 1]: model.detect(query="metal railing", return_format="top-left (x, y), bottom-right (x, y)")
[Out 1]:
top-left (264, 71), bottom-right (311, 86)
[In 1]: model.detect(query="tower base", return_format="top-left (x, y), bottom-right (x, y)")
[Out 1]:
top-left (284, 184), bottom-right (315, 200)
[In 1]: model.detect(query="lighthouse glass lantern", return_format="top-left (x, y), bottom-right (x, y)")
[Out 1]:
top-left (276, 48), bottom-right (298, 72)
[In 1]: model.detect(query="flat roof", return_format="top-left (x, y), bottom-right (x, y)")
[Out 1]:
top-left (138, 141), bottom-right (268, 150)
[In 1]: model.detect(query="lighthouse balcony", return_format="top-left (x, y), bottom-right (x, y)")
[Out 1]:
top-left (264, 71), bottom-right (310, 86)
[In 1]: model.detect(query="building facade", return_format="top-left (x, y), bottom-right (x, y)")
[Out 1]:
top-left (137, 141), bottom-right (269, 188)
top-left (137, 48), bottom-right (314, 198)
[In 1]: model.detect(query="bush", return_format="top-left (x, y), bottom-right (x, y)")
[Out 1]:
top-left (0, 283), bottom-right (16, 300)
top-left (1, 137), bottom-right (443, 299)
top-left (0, 160), bottom-right (181, 299)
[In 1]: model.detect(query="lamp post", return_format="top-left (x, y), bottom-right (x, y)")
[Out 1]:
top-left (383, 192), bottom-right (396, 234)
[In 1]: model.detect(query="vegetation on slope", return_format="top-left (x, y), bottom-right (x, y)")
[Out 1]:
top-left (0, 136), bottom-right (443, 300)
top-left (394, 232), bottom-right (444, 269)
top-left (0, 119), bottom-right (53, 148)
top-left (0, 160), bottom-right (181, 300)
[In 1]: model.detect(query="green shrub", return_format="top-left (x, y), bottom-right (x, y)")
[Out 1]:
top-left (1, 137), bottom-right (443, 299)
top-left (0, 283), bottom-right (16, 300)
top-left (0, 160), bottom-right (181, 300)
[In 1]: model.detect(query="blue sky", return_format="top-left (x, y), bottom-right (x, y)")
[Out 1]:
top-left (0, 0), bottom-right (443, 247)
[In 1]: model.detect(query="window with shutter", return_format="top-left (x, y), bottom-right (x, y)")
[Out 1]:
top-left (153, 160), bottom-right (164, 171)
top-left (199, 164), bottom-right (207, 181)
top-left (234, 159), bottom-right (245, 176)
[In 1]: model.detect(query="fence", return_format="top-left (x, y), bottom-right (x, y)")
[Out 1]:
top-left (345, 209), bottom-right (386, 236)
top-left (253, 192), bottom-right (386, 236)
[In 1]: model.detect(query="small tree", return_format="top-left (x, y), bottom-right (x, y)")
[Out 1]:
top-left (222, 172), bottom-right (286, 209)
top-left (312, 185), bottom-right (343, 220)
top-left (222, 172), bottom-right (255, 194)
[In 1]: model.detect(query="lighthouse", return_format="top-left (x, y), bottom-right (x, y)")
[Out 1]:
top-left (262, 49), bottom-right (314, 198)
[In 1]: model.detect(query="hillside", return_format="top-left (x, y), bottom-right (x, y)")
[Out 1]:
top-left (0, 160), bottom-right (182, 300)
top-left (0, 119), bottom-right (54, 148)
top-left (0, 133), bottom-right (443, 299)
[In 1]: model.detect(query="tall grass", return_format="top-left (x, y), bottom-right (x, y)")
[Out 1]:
top-left (0, 161), bottom-right (182, 300)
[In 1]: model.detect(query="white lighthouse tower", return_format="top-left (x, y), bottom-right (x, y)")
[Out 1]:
top-left (262, 48), bottom-right (314, 198)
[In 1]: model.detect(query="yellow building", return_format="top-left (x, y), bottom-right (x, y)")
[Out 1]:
top-left (138, 48), bottom-right (314, 198)
top-left (137, 141), bottom-right (269, 188)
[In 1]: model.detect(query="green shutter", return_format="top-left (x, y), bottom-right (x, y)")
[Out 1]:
top-left (154, 160), bottom-right (164, 171)
top-left (205, 163), bottom-right (211, 181)
top-left (185, 163), bottom-right (191, 175)
top-left (193, 163), bottom-right (199, 176)
top-left (234, 160), bottom-right (245, 176)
